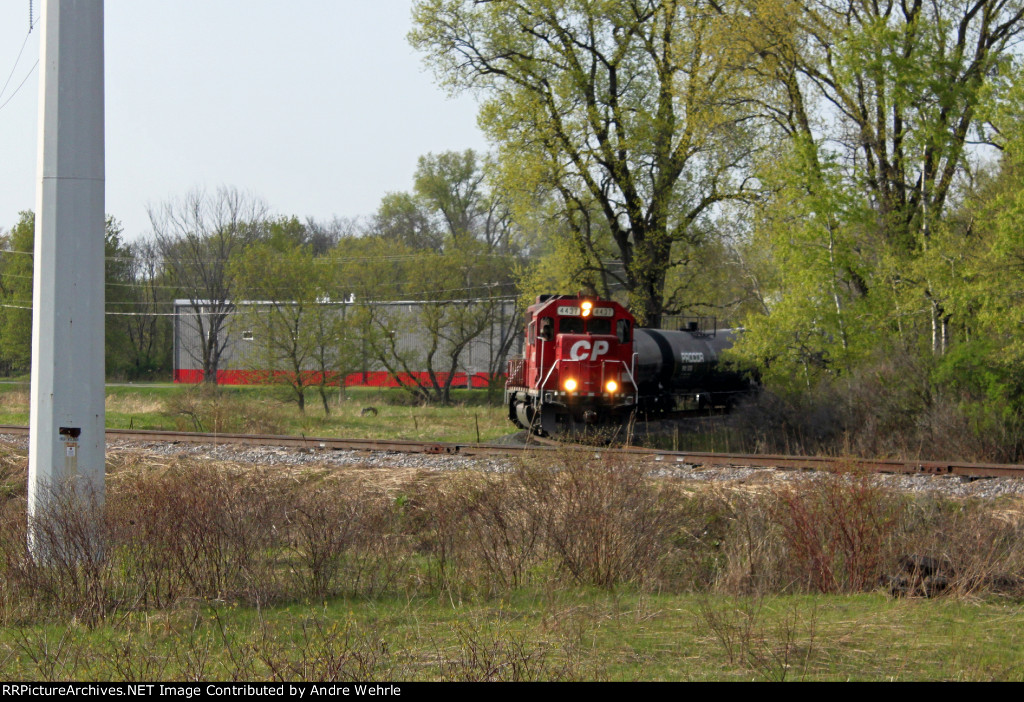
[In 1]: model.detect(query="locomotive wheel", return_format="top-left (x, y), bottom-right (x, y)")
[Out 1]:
top-left (508, 400), bottom-right (527, 430)
top-left (514, 401), bottom-right (535, 432)
top-left (514, 401), bottom-right (560, 436)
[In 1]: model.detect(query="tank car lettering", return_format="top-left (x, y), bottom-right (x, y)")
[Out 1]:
top-left (557, 305), bottom-right (581, 316)
top-left (680, 351), bottom-right (704, 364)
top-left (569, 339), bottom-right (611, 361)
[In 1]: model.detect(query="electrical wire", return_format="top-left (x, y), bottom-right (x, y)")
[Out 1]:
top-left (0, 295), bottom-right (520, 316)
top-left (0, 59), bottom-right (37, 115)
top-left (0, 2), bottom-right (37, 115)
top-left (0, 267), bottom-right (518, 300)
top-left (0, 30), bottom-right (31, 102)
top-left (0, 248), bottom-right (516, 266)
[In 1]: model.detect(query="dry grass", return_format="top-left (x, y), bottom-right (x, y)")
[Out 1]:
top-left (0, 389), bottom-right (29, 412)
top-left (7, 449), bottom-right (1024, 596)
top-left (1, 439), bottom-right (1024, 680)
top-left (5, 442), bottom-right (1024, 612)
top-left (105, 394), bottom-right (166, 415)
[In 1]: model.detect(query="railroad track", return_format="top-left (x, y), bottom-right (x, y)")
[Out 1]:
top-left (0, 424), bottom-right (1022, 480)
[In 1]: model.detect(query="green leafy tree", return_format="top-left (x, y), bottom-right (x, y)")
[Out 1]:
top-left (231, 237), bottom-right (346, 415)
top-left (414, 150), bottom-right (484, 245)
top-left (104, 217), bottom-right (140, 378)
top-left (0, 213), bottom-right (133, 377)
top-left (415, 150), bottom-right (519, 254)
top-left (0, 212), bottom-right (35, 373)
top-left (109, 239), bottom-right (176, 379)
top-left (371, 191), bottom-right (444, 250)
top-left (357, 150), bottom-right (524, 403)
top-left (933, 89), bottom-right (1024, 411)
top-left (411, 0), bottom-right (761, 326)
top-left (736, 145), bottom-right (877, 387)
top-left (738, 0), bottom-right (1024, 364)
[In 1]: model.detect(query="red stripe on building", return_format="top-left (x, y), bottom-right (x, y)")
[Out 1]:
top-left (173, 369), bottom-right (500, 389)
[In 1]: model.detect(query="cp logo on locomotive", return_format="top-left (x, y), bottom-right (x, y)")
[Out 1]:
top-left (568, 340), bottom-right (610, 361)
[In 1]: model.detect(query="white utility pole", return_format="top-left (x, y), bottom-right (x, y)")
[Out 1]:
top-left (28, 0), bottom-right (106, 533)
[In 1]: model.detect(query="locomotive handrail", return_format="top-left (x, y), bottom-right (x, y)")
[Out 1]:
top-left (535, 338), bottom-right (547, 386)
top-left (540, 358), bottom-right (565, 390)
top-left (619, 357), bottom-right (640, 398)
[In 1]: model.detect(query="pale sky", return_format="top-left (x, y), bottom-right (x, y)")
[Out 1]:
top-left (0, 1), bottom-right (487, 240)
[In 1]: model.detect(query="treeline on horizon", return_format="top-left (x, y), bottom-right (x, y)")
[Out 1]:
top-left (1, 0), bottom-right (1022, 459)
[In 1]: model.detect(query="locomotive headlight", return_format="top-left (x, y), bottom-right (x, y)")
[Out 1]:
top-left (605, 380), bottom-right (618, 393)
top-left (581, 301), bottom-right (592, 317)
top-left (564, 378), bottom-right (578, 392)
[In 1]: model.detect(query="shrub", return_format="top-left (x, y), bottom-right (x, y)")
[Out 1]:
top-left (111, 464), bottom-right (289, 605)
top-left (285, 485), bottom-right (406, 598)
top-left (773, 471), bottom-right (902, 594)
top-left (518, 450), bottom-right (676, 589)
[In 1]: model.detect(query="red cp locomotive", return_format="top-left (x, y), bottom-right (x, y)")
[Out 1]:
top-left (505, 294), bottom-right (753, 435)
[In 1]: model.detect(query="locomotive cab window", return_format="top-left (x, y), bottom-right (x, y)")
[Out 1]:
top-left (539, 317), bottom-right (554, 341)
top-left (617, 319), bottom-right (631, 343)
top-left (560, 317), bottom-right (584, 334)
top-left (558, 317), bottom-right (613, 335)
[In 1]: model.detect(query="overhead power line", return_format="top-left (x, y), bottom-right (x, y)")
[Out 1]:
top-left (0, 247), bottom-right (516, 265)
top-left (0, 293), bottom-right (520, 315)
top-left (0, 2), bottom-right (37, 115)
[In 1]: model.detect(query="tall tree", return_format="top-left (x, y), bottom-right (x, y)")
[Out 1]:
top-left (738, 0), bottom-right (1024, 363)
top-left (371, 191), bottom-right (444, 250)
top-left (108, 239), bottom-right (174, 379)
top-left (230, 238), bottom-right (344, 415)
top-left (103, 217), bottom-right (135, 378)
top-left (413, 150), bottom-right (518, 253)
top-left (414, 150), bottom-right (485, 245)
top-left (372, 150), bottom-right (522, 401)
top-left (149, 187), bottom-right (268, 384)
top-left (411, 0), bottom-right (760, 326)
top-left (935, 76), bottom-right (1024, 407)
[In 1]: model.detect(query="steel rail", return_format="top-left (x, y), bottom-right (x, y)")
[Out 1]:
top-left (0, 424), bottom-right (1021, 479)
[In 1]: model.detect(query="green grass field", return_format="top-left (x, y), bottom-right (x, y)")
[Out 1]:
top-left (0, 382), bottom-right (512, 443)
top-left (3, 591), bottom-right (1022, 681)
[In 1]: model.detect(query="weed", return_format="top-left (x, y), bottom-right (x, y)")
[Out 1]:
top-left (696, 594), bottom-right (819, 681)
top-left (256, 617), bottom-right (395, 682)
top-left (437, 620), bottom-right (582, 682)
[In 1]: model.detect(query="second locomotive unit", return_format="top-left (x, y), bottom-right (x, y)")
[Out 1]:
top-left (505, 294), bottom-right (753, 435)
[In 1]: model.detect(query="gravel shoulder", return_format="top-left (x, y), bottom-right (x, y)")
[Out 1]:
top-left (5, 433), bottom-right (1023, 500)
